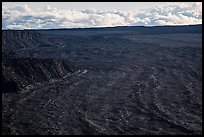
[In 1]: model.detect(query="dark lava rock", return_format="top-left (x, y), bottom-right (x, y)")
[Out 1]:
top-left (2, 30), bottom-right (50, 52)
top-left (2, 57), bottom-right (73, 92)
top-left (2, 25), bottom-right (202, 135)
top-left (2, 30), bottom-right (73, 92)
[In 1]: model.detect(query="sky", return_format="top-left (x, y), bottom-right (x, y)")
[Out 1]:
top-left (2, 2), bottom-right (169, 10)
top-left (2, 2), bottom-right (202, 29)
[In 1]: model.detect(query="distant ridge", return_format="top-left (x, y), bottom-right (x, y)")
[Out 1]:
top-left (35, 24), bottom-right (202, 35)
top-left (2, 24), bottom-right (202, 31)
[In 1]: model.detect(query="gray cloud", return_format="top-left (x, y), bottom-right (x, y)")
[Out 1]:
top-left (2, 2), bottom-right (202, 29)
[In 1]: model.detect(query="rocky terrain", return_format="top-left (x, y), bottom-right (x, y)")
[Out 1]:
top-left (2, 31), bottom-right (73, 92)
top-left (2, 25), bottom-right (202, 135)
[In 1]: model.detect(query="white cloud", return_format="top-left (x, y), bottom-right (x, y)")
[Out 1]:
top-left (2, 2), bottom-right (202, 29)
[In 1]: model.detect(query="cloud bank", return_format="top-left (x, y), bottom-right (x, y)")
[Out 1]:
top-left (2, 2), bottom-right (202, 29)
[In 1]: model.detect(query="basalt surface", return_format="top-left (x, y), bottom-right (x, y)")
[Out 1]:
top-left (2, 25), bottom-right (202, 135)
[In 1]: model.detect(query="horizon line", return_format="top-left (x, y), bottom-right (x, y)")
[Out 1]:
top-left (2, 24), bottom-right (202, 31)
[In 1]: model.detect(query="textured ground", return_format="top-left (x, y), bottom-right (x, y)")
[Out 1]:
top-left (2, 26), bottom-right (202, 135)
